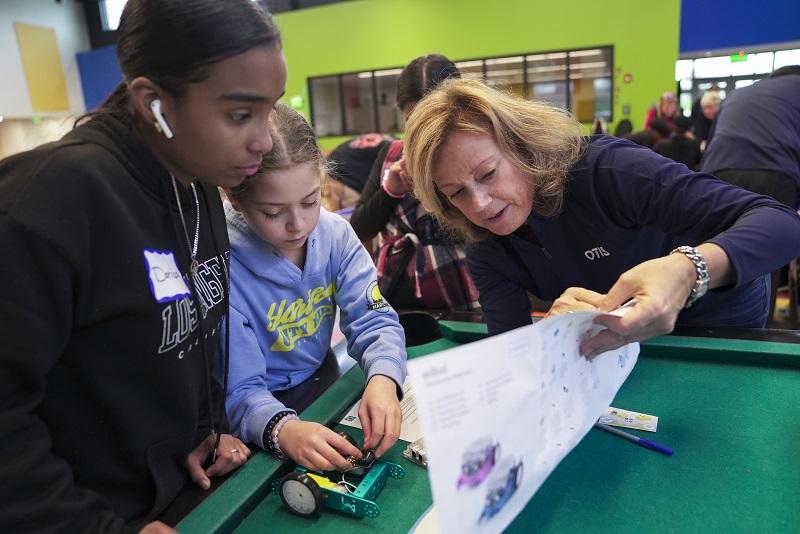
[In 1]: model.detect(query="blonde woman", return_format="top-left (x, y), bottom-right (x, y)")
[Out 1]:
top-left (405, 79), bottom-right (800, 357)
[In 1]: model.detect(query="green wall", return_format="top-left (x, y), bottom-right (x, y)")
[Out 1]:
top-left (275, 0), bottom-right (680, 150)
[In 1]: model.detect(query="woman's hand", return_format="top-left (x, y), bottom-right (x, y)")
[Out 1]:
top-left (546, 287), bottom-right (605, 317)
top-left (383, 157), bottom-right (413, 196)
top-left (278, 420), bottom-right (363, 472)
top-left (580, 253), bottom-right (698, 358)
top-left (184, 433), bottom-right (251, 490)
top-left (359, 375), bottom-right (402, 457)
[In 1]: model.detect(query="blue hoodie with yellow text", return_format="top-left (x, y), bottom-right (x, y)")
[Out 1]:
top-left (221, 203), bottom-right (407, 447)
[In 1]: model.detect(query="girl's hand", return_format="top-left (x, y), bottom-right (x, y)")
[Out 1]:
top-left (546, 287), bottom-right (605, 317)
top-left (184, 433), bottom-right (251, 490)
top-left (581, 253), bottom-right (698, 358)
top-left (359, 375), bottom-right (402, 457)
top-left (278, 420), bottom-right (363, 472)
top-left (383, 158), bottom-right (413, 196)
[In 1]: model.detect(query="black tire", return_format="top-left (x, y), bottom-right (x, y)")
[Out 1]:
top-left (280, 472), bottom-right (323, 517)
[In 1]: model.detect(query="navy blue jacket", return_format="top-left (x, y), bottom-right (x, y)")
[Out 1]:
top-left (468, 135), bottom-right (800, 335)
top-left (702, 74), bottom-right (800, 186)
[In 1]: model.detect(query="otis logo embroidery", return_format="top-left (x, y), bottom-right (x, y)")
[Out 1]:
top-left (366, 281), bottom-right (390, 312)
top-left (584, 246), bottom-right (610, 261)
top-left (267, 283), bottom-right (335, 352)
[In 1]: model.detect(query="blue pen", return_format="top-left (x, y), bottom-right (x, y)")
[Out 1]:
top-left (594, 422), bottom-right (674, 456)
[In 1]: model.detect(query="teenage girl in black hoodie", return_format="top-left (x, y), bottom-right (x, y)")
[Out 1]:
top-left (0, 1), bottom-right (286, 532)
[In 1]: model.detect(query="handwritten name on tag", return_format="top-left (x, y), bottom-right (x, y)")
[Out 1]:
top-left (143, 249), bottom-right (191, 303)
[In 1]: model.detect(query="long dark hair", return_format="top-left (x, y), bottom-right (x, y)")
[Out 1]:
top-left (396, 54), bottom-right (461, 110)
top-left (77, 0), bottom-right (281, 127)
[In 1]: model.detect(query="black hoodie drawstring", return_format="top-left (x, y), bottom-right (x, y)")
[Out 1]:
top-left (186, 269), bottom-right (217, 460)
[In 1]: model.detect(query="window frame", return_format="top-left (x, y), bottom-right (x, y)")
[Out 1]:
top-left (308, 45), bottom-right (614, 137)
top-left (674, 48), bottom-right (800, 116)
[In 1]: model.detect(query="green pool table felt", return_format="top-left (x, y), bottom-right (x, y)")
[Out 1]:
top-left (178, 321), bottom-right (800, 533)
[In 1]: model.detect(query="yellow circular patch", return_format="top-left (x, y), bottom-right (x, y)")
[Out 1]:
top-left (371, 284), bottom-right (384, 302)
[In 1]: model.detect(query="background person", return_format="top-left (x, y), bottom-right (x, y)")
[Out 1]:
top-left (702, 66), bottom-right (800, 208)
top-left (626, 117), bottom-right (671, 149)
top-left (655, 114), bottom-right (703, 170)
top-left (321, 133), bottom-right (394, 213)
top-left (701, 66), bottom-right (800, 320)
top-left (613, 118), bottom-right (633, 138)
top-left (644, 91), bottom-right (681, 131)
top-left (350, 54), bottom-right (479, 311)
top-left (0, 0), bottom-right (286, 532)
top-left (693, 88), bottom-right (722, 150)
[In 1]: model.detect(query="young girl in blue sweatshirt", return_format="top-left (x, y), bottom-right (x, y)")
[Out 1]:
top-left (221, 104), bottom-right (407, 472)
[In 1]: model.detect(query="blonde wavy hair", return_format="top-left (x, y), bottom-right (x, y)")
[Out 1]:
top-left (404, 78), bottom-right (584, 242)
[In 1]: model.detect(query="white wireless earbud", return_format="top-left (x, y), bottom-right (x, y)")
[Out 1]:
top-left (150, 99), bottom-right (174, 139)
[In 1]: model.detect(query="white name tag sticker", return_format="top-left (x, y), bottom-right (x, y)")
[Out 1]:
top-left (143, 249), bottom-right (191, 303)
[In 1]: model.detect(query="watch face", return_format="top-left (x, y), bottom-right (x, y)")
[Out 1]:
top-left (281, 479), bottom-right (319, 515)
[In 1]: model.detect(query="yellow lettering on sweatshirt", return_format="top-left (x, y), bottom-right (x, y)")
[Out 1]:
top-left (266, 283), bottom-right (336, 351)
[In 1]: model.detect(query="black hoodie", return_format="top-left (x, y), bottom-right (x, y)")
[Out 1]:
top-left (0, 115), bottom-right (229, 532)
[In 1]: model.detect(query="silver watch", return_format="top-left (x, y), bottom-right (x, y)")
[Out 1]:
top-left (669, 246), bottom-right (709, 308)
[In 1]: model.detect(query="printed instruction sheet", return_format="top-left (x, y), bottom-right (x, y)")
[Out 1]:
top-left (407, 311), bottom-right (639, 534)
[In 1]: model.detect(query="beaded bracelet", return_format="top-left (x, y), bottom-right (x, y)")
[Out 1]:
top-left (263, 410), bottom-right (295, 455)
top-left (271, 413), bottom-right (299, 460)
